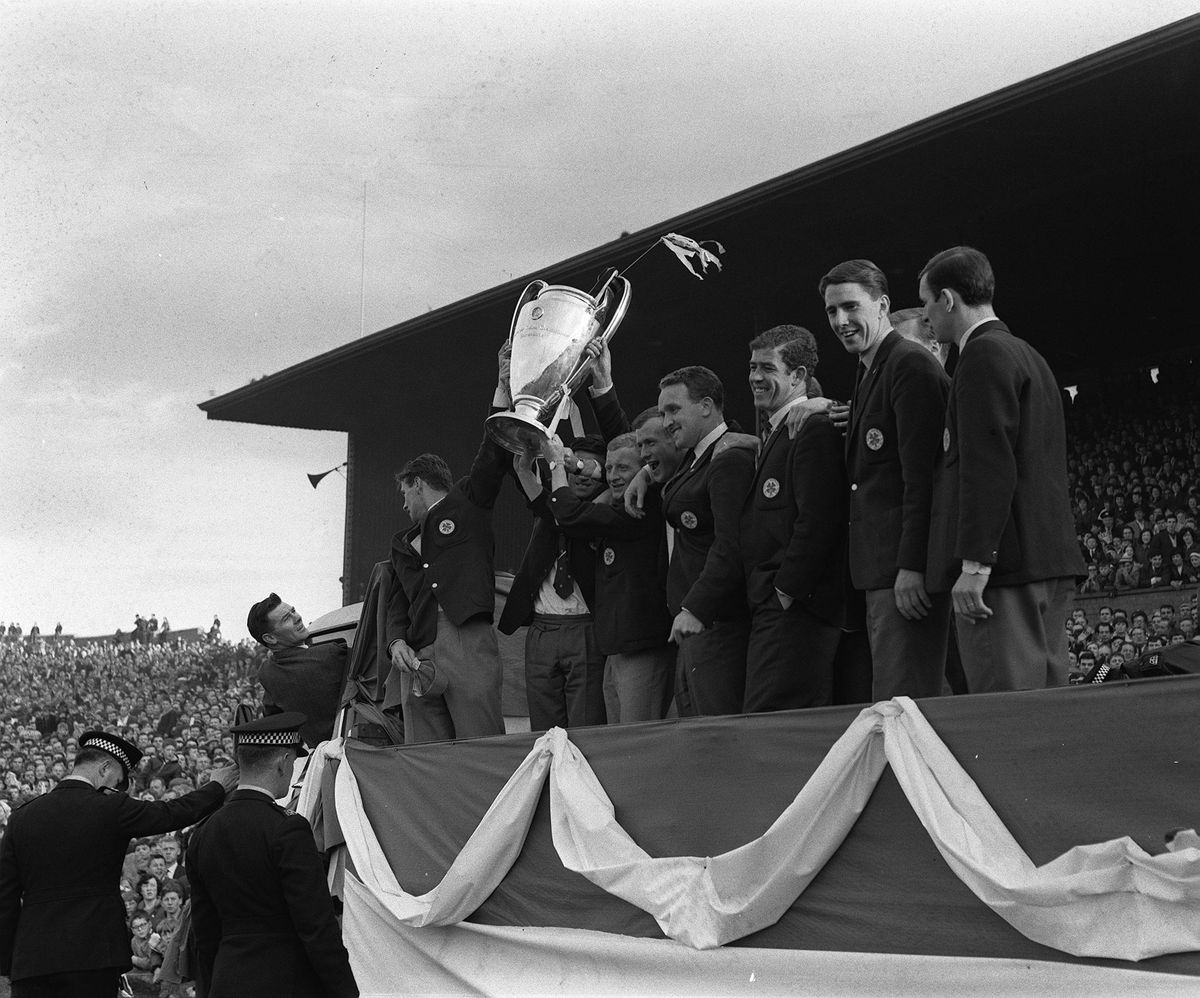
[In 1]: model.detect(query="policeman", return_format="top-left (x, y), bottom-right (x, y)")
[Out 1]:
top-left (186, 712), bottom-right (358, 998)
top-left (0, 730), bottom-right (237, 997)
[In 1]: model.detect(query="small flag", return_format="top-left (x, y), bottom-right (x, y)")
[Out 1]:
top-left (660, 232), bottom-right (725, 280)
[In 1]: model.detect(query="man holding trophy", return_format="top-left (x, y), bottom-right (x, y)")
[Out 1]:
top-left (489, 272), bottom-right (633, 731)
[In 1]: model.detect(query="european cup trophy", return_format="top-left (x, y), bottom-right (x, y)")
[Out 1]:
top-left (486, 268), bottom-right (632, 455)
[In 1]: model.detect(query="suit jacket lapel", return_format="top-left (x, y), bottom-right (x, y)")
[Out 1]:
top-left (847, 331), bottom-right (900, 451)
top-left (759, 422), bottom-right (787, 469)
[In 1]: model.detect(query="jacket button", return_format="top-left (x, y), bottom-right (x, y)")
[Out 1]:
top-left (851, 483), bottom-right (858, 491)
top-left (431, 582), bottom-right (438, 589)
top-left (423, 563), bottom-right (430, 569)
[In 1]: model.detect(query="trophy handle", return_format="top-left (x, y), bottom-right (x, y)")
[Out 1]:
top-left (596, 274), bottom-right (631, 347)
top-left (509, 281), bottom-right (546, 344)
top-left (535, 272), bottom-right (633, 426)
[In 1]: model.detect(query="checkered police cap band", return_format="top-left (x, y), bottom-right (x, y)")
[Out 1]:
top-left (235, 731), bottom-right (301, 748)
top-left (82, 735), bottom-right (133, 772)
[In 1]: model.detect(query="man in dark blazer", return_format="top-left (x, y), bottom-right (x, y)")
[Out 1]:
top-left (920, 246), bottom-right (1085, 691)
top-left (500, 343), bottom-right (630, 731)
top-left (187, 713), bottom-right (358, 998)
top-left (248, 594), bottom-right (347, 748)
top-left (658, 366), bottom-right (755, 715)
top-left (0, 731), bottom-right (236, 998)
top-left (724, 327), bottom-right (851, 711)
top-left (820, 260), bottom-right (952, 699)
top-left (385, 431), bottom-right (508, 743)
top-left (532, 429), bottom-right (674, 723)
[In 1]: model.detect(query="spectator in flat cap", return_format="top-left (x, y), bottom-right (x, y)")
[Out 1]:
top-left (187, 712), bottom-right (357, 998)
top-left (0, 730), bottom-right (237, 998)
top-left (248, 594), bottom-right (348, 749)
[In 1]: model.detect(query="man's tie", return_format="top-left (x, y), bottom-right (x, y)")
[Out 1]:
top-left (552, 540), bottom-right (573, 598)
top-left (851, 362), bottom-right (867, 421)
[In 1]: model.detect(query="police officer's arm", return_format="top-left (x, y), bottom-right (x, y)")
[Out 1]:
top-left (275, 815), bottom-right (359, 998)
top-left (773, 417), bottom-right (846, 604)
top-left (0, 820), bottom-right (21, 977)
top-left (185, 836), bottom-right (219, 998)
top-left (116, 777), bottom-right (230, 839)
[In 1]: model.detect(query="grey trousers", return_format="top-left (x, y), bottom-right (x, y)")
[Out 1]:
top-left (405, 613), bottom-right (504, 743)
top-left (603, 646), bottom-right (675, 723)
top-left (866, 587), bottom-right (952, 700)
top-left (955, 577), bottom-right (1076, 693)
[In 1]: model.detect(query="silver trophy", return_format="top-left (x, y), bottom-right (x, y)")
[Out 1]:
top-left (486, 268), bottom-right (631, 455)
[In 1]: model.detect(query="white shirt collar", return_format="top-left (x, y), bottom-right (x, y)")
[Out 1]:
top-left (691, 421), bottom-right (728, 465)
top-left (959, 317), bottom-right (998, 352)
top-left (769, 394), bottom-right (808, 432)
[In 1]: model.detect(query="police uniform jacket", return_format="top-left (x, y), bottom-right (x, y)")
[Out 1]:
top-left (738, 414), bottom-right (850, 626)
top-left (386, 428), bottom-right (508, 652)
top-left (661, 432), bottom-right (755, 625)
top-left (186, 789), bottom-right (357, 998)
top-left (0, 779), bottom-right (225, 981)
top-left (927, 320), bottom-right (1087, 592)
top-left (846, 331), bottom-right (950, 591)
top-left (499, 386), bottom-right (629, 633)
top-left (544, 484), bottom-right (672, 655)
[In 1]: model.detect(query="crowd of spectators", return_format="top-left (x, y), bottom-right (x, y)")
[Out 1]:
top-left (1065, 591), bottom-right (1199, 684)
top-left (0, 637), bottom-right (264, 996)
top-left (1065, 365), bottom-right (1200, 595)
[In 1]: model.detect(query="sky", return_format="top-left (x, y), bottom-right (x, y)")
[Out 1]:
top-left (2, 0), bottom-right (1196, 638)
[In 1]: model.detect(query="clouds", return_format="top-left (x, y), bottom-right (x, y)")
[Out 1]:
top-left (2, 0), bottom-right (1195, 633)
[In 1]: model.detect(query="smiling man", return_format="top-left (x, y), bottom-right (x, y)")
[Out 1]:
top-left (820, 259), bottom-right (951, 699)
top-left (247, 595), bottom-right (348, 749)
top-left (657, 366), bottom-right (755, 715)
top-left (726, 326), bottom-right (852, 712)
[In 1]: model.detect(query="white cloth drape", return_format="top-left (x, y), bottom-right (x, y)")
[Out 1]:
top-left (341, 873), bottom-right (1198, 997)
top-left (328, 697), bottom-right (1200, 962)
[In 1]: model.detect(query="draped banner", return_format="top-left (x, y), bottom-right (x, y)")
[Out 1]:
top-left (309, 678), bottom-right (1200, 993)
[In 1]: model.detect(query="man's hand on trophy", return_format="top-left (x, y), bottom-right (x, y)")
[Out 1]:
top-left (539, 434), bottom-right (566, 464)
top-left (497, 339), bottom-right (512, 384)
top-left (494, 338), bottom-right (513, 408)
top-left (584, 340), bottom-right (614, 396)
top-left (513, 450), bottom-right (544, 501)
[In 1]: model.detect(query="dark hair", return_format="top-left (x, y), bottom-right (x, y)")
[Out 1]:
top-left (919, 246), bottom-right (995, 306)
top-left (246, 593), bottom-right (281, 645)
top-left (236, 743), bottom-right (293, 769)
top-left (818, 259), bottom-right (889, 298)
top-left (631, 406), bottom-right (661, 430)
top-left (160, 879), bottom-right (183, 898)
top-left (395, 453), bottom-right (453, 493)
top-left (658, 366), bottom-right (724, 410)
top-left (568, 434), bottom-right (606, 459)
top-left (749, 325), bottom-right (819, 381)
